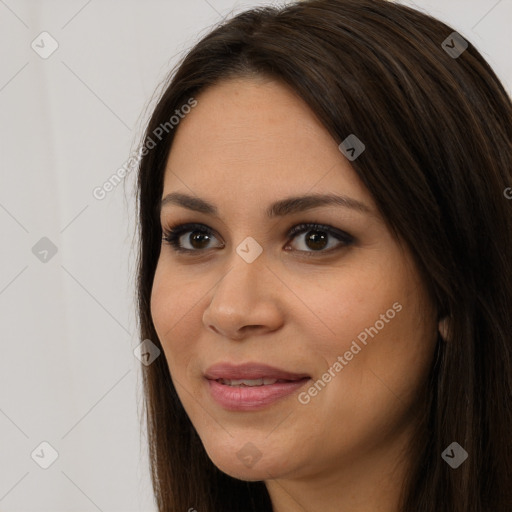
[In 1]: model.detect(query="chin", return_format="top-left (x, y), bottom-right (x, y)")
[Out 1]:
top-left (201, 437), bottom-right (293, 482)
top-left (217, 464), bottom-right (270, 482)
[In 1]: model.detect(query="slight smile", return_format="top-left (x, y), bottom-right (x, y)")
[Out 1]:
top-left (204, 362), bottom-right (312, 411)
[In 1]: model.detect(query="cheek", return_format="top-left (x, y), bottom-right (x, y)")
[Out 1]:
top-left (150, 264), bottom-right (174, 336)
top-left (294, 267), bottom-right (436, 456)
top-left (294, 262), bottom-right (402, 355)
top-left (298, 256), bottom-right (436, 394)
top-left (149, 264), bottom-right (200, 372)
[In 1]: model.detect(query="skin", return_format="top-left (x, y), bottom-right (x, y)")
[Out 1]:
top-left (150, 77), bottom-right (441, 512)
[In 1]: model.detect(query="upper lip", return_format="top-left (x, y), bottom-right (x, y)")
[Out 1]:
top-left (204, 362), bottom-right (310, 381)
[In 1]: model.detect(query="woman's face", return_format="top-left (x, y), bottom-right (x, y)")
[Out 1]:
top-left (150, 77), bottom-right (439, 485)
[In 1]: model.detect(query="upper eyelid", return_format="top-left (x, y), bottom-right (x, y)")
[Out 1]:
top-left (162, 221), bottom-right (353, 247)
top-left (162, 221), bottom-right (345, 236)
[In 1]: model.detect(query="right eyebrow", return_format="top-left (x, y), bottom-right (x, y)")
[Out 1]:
top-left (159, 192), bottom-right (373, 218)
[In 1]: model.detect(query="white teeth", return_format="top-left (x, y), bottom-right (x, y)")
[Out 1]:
top-left (219, 378), bottom-right (280, 386)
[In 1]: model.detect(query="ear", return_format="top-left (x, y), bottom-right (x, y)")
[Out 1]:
top-left (438, 316), bottom-right (451, 342)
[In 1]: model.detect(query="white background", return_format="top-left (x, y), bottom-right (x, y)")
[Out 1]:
top-left (0, 0), bottom-right (510, 510)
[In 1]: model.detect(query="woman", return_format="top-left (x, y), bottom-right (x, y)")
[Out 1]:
top-left (135, 0), bottom-right (512, 510)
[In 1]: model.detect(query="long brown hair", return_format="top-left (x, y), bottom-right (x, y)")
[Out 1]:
top-left (135, 1), bottom-right (512, 510)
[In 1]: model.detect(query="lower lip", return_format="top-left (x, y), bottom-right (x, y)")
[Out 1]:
top-left (206, 378), bottom-right (310, 411)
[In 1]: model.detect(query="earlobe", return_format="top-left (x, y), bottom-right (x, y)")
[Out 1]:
top-left (438, 316), bottom-right (451, 342)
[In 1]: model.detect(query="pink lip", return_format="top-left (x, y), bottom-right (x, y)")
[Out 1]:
top-left (204, 362), bottom-right (311, 411)
top-left (204, 362), bottom-right (310, 381)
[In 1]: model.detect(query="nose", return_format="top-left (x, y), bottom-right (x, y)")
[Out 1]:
top-left (202, 251), bottom-right (284, 341)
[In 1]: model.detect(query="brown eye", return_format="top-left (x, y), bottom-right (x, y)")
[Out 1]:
top-left (162, 222), bottom-right (354, 256)
top-left (184, 231), bottom-right (213, 250)
top-left (286, 223), bottom-right (354, 255)
top-left (162, 223), bottom-right (223, 253)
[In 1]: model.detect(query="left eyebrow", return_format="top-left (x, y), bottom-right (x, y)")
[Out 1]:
top-left (159, 192), bottom-right (373, 218)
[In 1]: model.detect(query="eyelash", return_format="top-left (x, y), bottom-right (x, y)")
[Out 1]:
top-left (161, 222), bottom-right (354, 257)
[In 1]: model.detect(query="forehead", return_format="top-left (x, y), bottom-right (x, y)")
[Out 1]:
top-left (167, 78), bottom-right (329, 158)
top-left (162, 78), bottom-right (373, 211)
